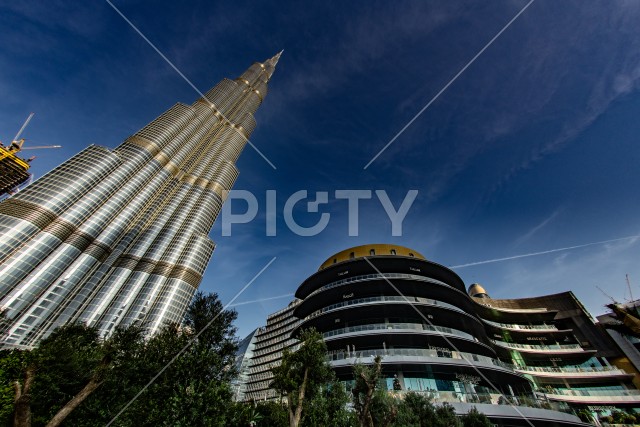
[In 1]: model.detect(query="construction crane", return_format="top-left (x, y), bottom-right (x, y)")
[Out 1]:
top-left (0, 113), bottom-right (61, 196)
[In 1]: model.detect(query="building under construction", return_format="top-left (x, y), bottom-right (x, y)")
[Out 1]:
top-left (0, 113), bottom-right (60, 197)
top-left (0, 144), bottom-right (31, 196)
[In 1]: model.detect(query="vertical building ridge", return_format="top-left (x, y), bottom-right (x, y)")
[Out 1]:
top-left (0, 54), bottom-right (280, 347)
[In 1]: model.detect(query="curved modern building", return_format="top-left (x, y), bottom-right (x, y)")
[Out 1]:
top-left (291, 244), bottom-right (587, 426)
top-left (471, 288), bottom-right (640, 422)
top-left (0, 53), bottom-right (281, 348)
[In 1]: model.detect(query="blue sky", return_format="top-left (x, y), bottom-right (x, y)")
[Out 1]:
top-left (1, 1), bottom-right (639, 338)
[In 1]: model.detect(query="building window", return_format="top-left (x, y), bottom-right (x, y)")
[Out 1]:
top-left (409, 253), bottom-right (414, 257)
top-left (349, 252), bottom-right (355, 259)
top-left (333, 258), bottom-right (337, 264)
top-left (370, 249), bottom-right (376, 256)
top-left (390, 249), bottom-right (396, 255)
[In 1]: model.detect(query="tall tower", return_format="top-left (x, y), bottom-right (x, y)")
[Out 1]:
top-left (0, 53), bottom-right (281, 348)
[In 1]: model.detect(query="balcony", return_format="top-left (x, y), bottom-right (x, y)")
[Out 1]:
top-left (516, 365), bottom-right (633, 380)
top-left (326, 347), bottom-right (514, 371)
top-left (387, 390), bottom-right (586, 426)
top-left (483, 319), bottom-right (558, 332)
top-left (493, 340), bottom-right (585, 353)
top-left (306, 295), bottom-right (463, 321)
top-left (323, 322), bottom-right (476, 342)
top-left (306, 272), bottom-right (452, 300)
top-left (539, 388), bottom-right (640, 404)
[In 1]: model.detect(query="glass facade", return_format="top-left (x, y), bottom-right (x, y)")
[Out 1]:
top-left (281, 244), bottom-right (616, 425)
top-left (472, 285), bottom-right (640, 420)
top-left (0, 53), bottom-right (281, 348)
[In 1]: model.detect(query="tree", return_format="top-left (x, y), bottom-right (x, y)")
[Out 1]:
top-left (351, 355), bottom-right (384, 427)
top-left (433, 403), bottom-right (461, 427)
top-left (369, 388), bottom-right (398, 427)
top-left (107, 291), bottom-right (239, 426)
top-left (0, 291), bottom-right (240, 427)
top-left (302, 381), bottom-right (355, 427)
top-left (0, 349), bottom-right (36, 427)
top-left (394, 392), bottom-right (436, 427)
top-left (460, 407), bottom-right (492, 427)
top-left (270, 328), bottom-right (334, 427)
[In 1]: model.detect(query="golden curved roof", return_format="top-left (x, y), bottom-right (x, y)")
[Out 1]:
top-left (318, 244), bottom-right (425, 270)
top-left (468, 283), bottom-right (489, 297)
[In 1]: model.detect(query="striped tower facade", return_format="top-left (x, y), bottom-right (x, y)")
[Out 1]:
top-left (0, 53), bottom-right (281, 347)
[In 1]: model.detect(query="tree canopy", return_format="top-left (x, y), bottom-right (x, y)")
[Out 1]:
top-left (0, 291), bottom-right (239, 427)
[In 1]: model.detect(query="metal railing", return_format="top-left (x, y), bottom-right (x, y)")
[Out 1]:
top-left (483, 319), bottom-right (558, 331)
top-left (306, 273), bottom-right (453, 299)
top-left (541, 388), bottom-right (640, 397)
top-left (493, 340), bottom-right (582, 352)
top-left (306, 295), bottom-right (462, 321)
top-left (326, 347), bottom-right (514, 370)
top-left (517, 365), bottom-right (625, 375)
top-left (390, 390), bottom-right (574, 415)
top-left (323, 322), bottom-right (477, 342)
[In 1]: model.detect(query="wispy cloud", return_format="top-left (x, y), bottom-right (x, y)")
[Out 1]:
top-left (450, 235), bottom-right (640, 269)
top-left (514, 207), bottom-right (563, 246)
top-left (484, 3), bottom-right (640, 200)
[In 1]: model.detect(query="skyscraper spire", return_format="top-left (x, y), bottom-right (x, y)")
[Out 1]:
top-left (0, 56), bottom-right (279, 348)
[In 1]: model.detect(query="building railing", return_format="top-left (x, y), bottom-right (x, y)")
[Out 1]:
top-left (478, 303), bottom-right (549, 313)
top-left (323, 322), bottom-right (477, 342)
top-left (306, 295), bottom-right (462, 321)
top-left (306, 273), bottom-right (453, 300)
top-left (483, 319), bottom-right (558, 331)
top-left (391, 390), bottom-right (574, 415)
top-left (493, 340), bottom-right (583, 352)
top-left (540, 388), bottom-right (640, 397)
top-left (517, 365), bottom-right (626, 375)
top-left (326, 348), bottom-right (514, 371)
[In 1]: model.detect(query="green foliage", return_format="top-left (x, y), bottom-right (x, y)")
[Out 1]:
top-left (577, 409), bottom-right (594, 423)
top-left (460, 407), bottom-right (492, 427)
top-left (0, 291), bottom-right (240, 427)
top-left (370, 388), bottom-right (397, 427)
top-left (394, 392), bottom-right (435, 427)
top-left (270, 328), bottom-right (335, 426)
top-left (608, 409), bottom-right (637, 424)
top-left (30, 324), bottom-right (105, 425)
top-left (271, 329), bottom-right (333, 401)
top-left (433, 403), bottom-right (461, 427)
top-left (256, 401), bottom-right (289, 426)
top-left (392, 392), bottom-right (461, 427)
top-left (104, 291), bottom-right (239, 427)
top-left (352, 355), bottom-right (383, 427)
top-left (301, 381), bottom-right (355, 427)
top-left (227, 400), bottom-right (290, 427)
top-left (0, 349), bottom-right (34, 425)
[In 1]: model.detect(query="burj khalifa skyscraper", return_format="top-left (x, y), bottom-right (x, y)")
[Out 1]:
top-left (0, 52), bottom-right (281, 348)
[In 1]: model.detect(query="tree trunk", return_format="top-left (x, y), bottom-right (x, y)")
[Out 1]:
top-left (290, 368), bottom-right (308, 427)
top-left (13, 365), bottom-right (36, 427)
top-left (358, 358), bottom-right (381, 427)
top-left (359, 370), bottom-right (375, 427)
top-left (45, 377), bottom-right (104, 427)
